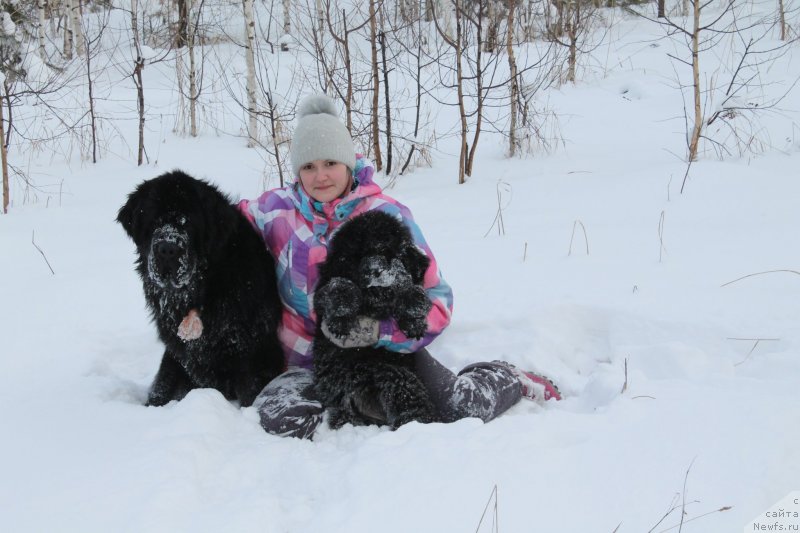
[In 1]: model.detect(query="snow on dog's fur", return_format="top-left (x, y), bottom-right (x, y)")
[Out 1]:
top-left (117, 171), bottom-right (284, 407)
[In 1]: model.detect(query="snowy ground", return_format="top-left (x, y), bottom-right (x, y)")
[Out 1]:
top-left (1, 5), bottom-right (800, 533)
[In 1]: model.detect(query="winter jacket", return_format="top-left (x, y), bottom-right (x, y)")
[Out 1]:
top-left (239, 155), bottom-right (454, 370)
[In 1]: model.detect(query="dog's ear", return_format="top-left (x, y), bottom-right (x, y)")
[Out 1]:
top-left (116, 189), bottom-right (142, 240)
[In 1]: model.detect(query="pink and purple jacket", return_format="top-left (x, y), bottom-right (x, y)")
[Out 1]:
top-left (239, 155), bottom-right (453, 370)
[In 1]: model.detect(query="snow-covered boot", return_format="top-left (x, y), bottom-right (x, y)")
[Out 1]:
top-left (505, 364), bottom-right (562, 402)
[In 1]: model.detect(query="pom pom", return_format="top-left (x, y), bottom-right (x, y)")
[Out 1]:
top-left (297, 94), bottom-right (339, 119)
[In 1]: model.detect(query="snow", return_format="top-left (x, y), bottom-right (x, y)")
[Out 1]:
top-left (1, 3), bottom-right (799, 533)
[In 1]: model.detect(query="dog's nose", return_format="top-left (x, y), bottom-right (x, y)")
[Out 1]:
top-left (154, 241), bottom-right (181, 261)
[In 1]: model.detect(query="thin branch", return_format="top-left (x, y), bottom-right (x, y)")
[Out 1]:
top-left (32, 230), bottom-right (55, 275)
top-left (721, 269), bottom-right (800, 287)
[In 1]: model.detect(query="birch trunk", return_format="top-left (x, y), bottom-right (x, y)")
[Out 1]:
top-left (506, 0), bottom-right (519, 157)
top-left (63, 0), bottom-right (74, 60)
top-left (778, 0), bottom-right (786, 40)
top-left (175, 49), bottom-right (185, 133)
top-left (70, 0), bottom-right (85, 57)
top-left (38, 0), bottom-right (47, 60)
top-left (243, 0), bottom-right (258, 146)
top-left (282, 0), bottom-right (290, 51)
top-left (688, 0), bottom-right (702, 162)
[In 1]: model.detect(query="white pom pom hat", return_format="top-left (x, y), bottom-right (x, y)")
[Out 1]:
top-left (291, 94), bottom-right (356, 177)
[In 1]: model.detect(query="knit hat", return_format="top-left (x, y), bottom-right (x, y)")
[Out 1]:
top-left (291, 94), bottom-right (356, 177)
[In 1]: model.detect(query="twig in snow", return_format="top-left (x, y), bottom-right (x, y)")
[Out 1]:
top-left (32, 230), bottom-right (55, 275)
top-left (523, 242), bottom-right (528, 262)
top-left (676, 457), bottom-right (696, 532)
top-left (721, 269), bottom-right (800, 287)
top-left (484, 181), bottom-right (512, 238)
top-left (727, 337), bottom-right (780, 366)
top-left (621, 358), bottom-right (629, 394)
top-left (568, 220), bottom-right (589, 256)
top-left (658, 211), bottom-right (667, 262)
top-left (475, 484), bottom-right (499, 533)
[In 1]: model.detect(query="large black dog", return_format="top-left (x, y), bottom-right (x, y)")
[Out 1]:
top-left (313, 210), bottom-right (439, 429)
top-left (117, 171), bottom-right (284, 407)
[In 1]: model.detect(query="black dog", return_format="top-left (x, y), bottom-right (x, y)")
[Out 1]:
top-left (117, 171), bottom-right (284, 407)
top-left (313, 210), bottom-right (438, 429)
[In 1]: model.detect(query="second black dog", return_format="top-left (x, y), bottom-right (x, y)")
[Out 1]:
top-left (313, 210), bottom-right (438, 429)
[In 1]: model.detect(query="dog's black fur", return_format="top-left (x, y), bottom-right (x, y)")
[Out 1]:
top-left (313, 210), bottom-right (439, 429)
top-left (117, 171), bottom-right (284, 407)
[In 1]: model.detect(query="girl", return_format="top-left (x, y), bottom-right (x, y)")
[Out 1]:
top-left (239, 95), bottom-right (560, 439)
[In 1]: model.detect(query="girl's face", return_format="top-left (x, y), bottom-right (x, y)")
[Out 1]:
top-left (298, 160), bottom-right (351, 203)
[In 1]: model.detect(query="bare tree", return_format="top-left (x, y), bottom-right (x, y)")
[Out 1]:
top-left (243, 0), bottom-right (258, 147)
top-left (63, 0), bottom-right (73, 59)
top-left (68, 0), bottom-right (84, 57)
top-left (323, 0), bottom-right (372, 133)
top-left (0, 4), bottom-right (25, 213)
top-left (506, 0), bottom-right (520, 156)
top-left (633, 0), bottom-right (798, 189)
top-left (37, 0), bottom-right (47, 60)
top-left (368, 0), bottom-right (382, 171)
top-left (282, 0), bottom-right (290, 51)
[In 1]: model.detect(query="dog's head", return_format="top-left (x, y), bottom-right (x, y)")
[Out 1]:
top-left (116, 171), bottom-right (238, 291)
top-left (327, 210), bottom-right (430, 316)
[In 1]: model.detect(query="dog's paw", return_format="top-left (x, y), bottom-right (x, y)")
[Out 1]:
top-left (315, 277), bottom-right (361, 320)
top-left (395, 285), bottom-right (432, 339)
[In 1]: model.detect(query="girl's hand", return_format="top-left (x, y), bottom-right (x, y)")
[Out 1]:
top-left (321, 316), bottom-right (379, 348)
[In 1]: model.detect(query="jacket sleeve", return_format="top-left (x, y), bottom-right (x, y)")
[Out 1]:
top-left (374, 204), bottom-right (453, 353)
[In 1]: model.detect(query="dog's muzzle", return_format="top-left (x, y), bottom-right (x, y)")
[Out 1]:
top-left (147, 225), bottom-right (195, 289)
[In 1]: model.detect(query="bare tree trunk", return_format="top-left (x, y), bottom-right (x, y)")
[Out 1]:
top-left (176, 0), bottom-right (189, 48)
top-left (86, 33), bottom-right (97, 163)
top-left (567, 0), bottom-right (579, 83)
top-left (63, 0), bottom-right (74, 60)
top-left (507, 0), bottom-right (519, 157)
top-left (455, 2), bottom-right (467, 184)
top-left (688, 0), bottom-right (702, 162)
top-left (70, 0), bottom-right (85, 57)
top-left (38, 0), bottom-right (47, 60)
top-left (369, 0), bottom-right (382, 171)
top-left (316, 0), bottom-right (325, 30)
top-left (175, 49), bottom-right (186, 134)
top-left (325, 7), bottom-right (367, 133)
top-left (265, 92), bottom-right (286, 187)
top-left (243, 0), bottom-right (258, 147)
top-left (425, 0), bottom-right (434, 22)
top-left (131, 0), bottom-right (146, 165)
top-left (188, 0), bottom-right (198, 137)
top-left (465, 0), bottom-right (483, 177)
top-left (657, 0), bottom-right (665, 18)
top-left (0, 86), bottom-right (7, 214)
top-left (380, 22), bottom-right (392, 174)
top-left (484, 0), bottom-right (498, 53)
top-left (401, 19), bottom-right (424, 175)
top-left (282, 0), bottom-right (291, 51)
top-left (778, 0), bottom-right (787, 40)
